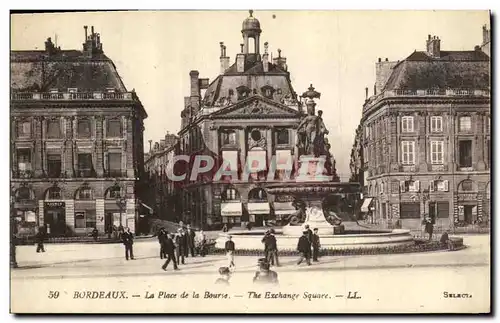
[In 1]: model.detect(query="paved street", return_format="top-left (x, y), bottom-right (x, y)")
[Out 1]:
top-left (11, 235), bottom-right (490, 313)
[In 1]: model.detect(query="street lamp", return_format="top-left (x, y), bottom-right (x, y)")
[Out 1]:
top-left (421, 189), bottom-right (430, 219)
top-left (10, 190), bottom-right (18, 268)
top-left (117, 197), bottom-right (127, 228)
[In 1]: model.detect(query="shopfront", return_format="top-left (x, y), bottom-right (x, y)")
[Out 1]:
top-left (247, 202), bottom-right (270, 226)
top-left (13, 186), bottom-right (38, 236)
top-left (44, 201), bottom-right (66, 236)
top-left (221, 202), bottom-right (242, 225)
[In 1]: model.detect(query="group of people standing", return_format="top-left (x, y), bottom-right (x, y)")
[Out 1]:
top-left (157, 224), bottom-right (206, 271)
top-left (297, 225), bottom-right (321, 265)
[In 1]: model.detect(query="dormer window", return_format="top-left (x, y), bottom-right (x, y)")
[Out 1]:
top-left (236, 86), bottom-right (251, 100)
top-left (261, 85), bottom-right (275, 99)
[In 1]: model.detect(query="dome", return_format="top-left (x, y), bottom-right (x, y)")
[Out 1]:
top-left (242, 10), bottom-right (261, 33)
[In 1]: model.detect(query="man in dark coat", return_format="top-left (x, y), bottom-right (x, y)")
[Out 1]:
top-left (35, 226), bottom-right (46, 253)
top-left (175, 228), bottom-right (187, 265)
top-left (158, 228), bottom-right (167, 259)
top-left (186, 225), bottom-right (196, 257)
top-left (162, 233), bottom-right (179, 271)
top-left (253, 258), bottom-right (279, 285)
top-left (225, 235), bottom-right (235, 268)
top-left (424, 216), bottom-right (434, 241)
top-left (266, 229), bottom-right (279, 267)
top-left (297, 230), bottom-right (311, 266)
top-left (121, 227), bottom-right (134, 260)
top-left (261, 230), bottom-right (271, 261)
top-left (312, 228), bottom-right (321, 262)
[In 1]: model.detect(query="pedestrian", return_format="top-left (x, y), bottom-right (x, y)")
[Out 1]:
top-left (225, 235), bottom-right (235, 269)
top-left (158, 228), bottom-right (167, 259)
top-left (121, 227), bottom-right (134, 260)
top-left (186, 224), bottom-right (196, 257)
top-left (424, 216), bottom-right (434, 241)
top-left (261, 230), bottom-right (271, 261)
top-left (305, 224), bottom-right (313, 254)
top-left (297, 230), bottom-right (312, 266)
top-left (175, 228), bottom-right (186, 265)
top-left (197, 230), bottom-right (207, 257)
top-left (162, 233), bottom-right (179, 271)
top-left (222, 224), bottom-right (228, 233)
top-left (92, 227), bottom-right (99, 242)
top-left (253, 258), bottom-right (279, 285)
top-left (35, 226), bottom-right (46, 253)
top-left (266, 229), bottom-right (279, 267)
top-left (215, 266), bottom-right (231, 285)
top-left (440, 231), bottom-right (455, 251)
top-left (312, 228), bottom-right (321, 262)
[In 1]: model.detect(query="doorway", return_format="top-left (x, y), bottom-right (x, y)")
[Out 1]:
top-left (254, 214), bottom-right (264, 227)
top-left (464, 205), bottom-right (474, 224)
top-left (44, 208), bottom-right (66, 236)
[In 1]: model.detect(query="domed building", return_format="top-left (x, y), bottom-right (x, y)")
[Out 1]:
top-left (175, 11), bottom-right (338, 229)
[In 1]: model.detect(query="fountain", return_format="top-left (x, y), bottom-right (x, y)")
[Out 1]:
top-left (215, 85), bottom-right (414, 251)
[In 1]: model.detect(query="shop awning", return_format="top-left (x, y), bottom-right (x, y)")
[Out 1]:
top-left (140, 202), bottom-right (154, 213)
top-left (247, 202), bottom-right (270, 215)
top-left (360, 198), bottom-right (374, 213)
top-left (273, 202), bottom-right (296, 215)
top-left (221, 202), bottom-right (242, 216)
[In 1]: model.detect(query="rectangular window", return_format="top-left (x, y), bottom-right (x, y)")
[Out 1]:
top-left (401, 141), bottom-right (415, 165)
top-left (399, 202), bottom-right (421, 219)
top-left (86, 211), bottom-right (97, 228)
top-left (459, 140), bottom-right (472, 168)
top-left (276, 129), bottom-right (290, 145)
top-left (436, 201), bottom-right (450, 219)
top-left (47, 119), bottom-right (61, 138)
top-left (430, 116), bottom-right (443, 132)
top-left (47, 153), bottom-right (62, 178)
top-left (77, 153), bottom-right (93, 177)
top-left (222, 130), bottom-right (236, 145)
top-left (75, 212), bottom-right (86, 229)
top-left (16, 149), bottom-right (32, 178)
top-left (107, 119), bottom-right (122, 138)
top-left (17, 120), bottom-right (31, 138)
top-left (401, 116), bottom-right (414, 133)
top-left (78, 119), bottom-right (91, 138)
top-left (108, 153), bottom-right (122, 177)
top-left (459, 116), bottom-right (472, 132)
top-left (430, 141), bottom-right (444, 164)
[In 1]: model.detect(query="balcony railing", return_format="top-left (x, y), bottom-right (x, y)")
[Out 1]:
top-left (11, 91), bottom-right (136, 101)
top-left (364, 88), bottom-right (490, 111)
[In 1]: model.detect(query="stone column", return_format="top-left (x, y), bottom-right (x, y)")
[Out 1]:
top-left (266, 126), bottom-right (273, 168)
top-left (33, 117), bottom-right (43, 177)
top-left (65, 199), bottom-right (75, 232)
top-left (126, 198), bottom-right (136, 233)
top-left (239, 126), bottom-right (247, 178)
top-left (95, 198), bottom-right (105, 232)
top-left (38, 200), bottom-right (44, 227)
top-left (95, 116), bottom-right (104, 177)
top-left (126, 115), bottom-right (134, 178)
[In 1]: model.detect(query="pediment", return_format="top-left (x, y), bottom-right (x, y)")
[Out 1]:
top-left (211, 96), bottom-right (300, 119)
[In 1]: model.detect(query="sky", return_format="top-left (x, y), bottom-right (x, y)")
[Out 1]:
top-left (10, 10), bottom-right (490, 180)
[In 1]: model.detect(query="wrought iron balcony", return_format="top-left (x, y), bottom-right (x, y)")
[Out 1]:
top-left (10, 91), bottom-right (137, 101)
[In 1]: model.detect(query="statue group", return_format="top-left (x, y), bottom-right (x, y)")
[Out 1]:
top-left (296, 98), bottom-right (331, 159)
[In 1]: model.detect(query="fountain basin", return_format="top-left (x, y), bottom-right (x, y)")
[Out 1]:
top-left (215, 228), bottom-right (414, 251)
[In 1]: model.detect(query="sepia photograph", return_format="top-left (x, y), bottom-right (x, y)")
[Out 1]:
top-left (9, 9), bottom-right (491, 314)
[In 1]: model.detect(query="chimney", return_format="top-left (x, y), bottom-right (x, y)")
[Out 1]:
top-left (373, 84), bottom-right (377, 96)
top-left (189, 71), bottom-right (200, 114)
top-left (44, 37), bottom-right (56, 55)
top-left (236, 53), bottom-right (245, 73)
top-left (84, 25), bottom-right (88, 40)
top-left (365, 87), bottom-right (368, 100)
top-left (272, 49), bottom-right (287, 71)
top-left (82, 25), bottom-right (103, 57)
top-left (148, 140), bottom-right (152, 153)
top-left (378, 58), bottom-right (381, 62)
top-left (426, 35), bottom-right (441, 58)
top-left (219, 42), bottom-right (230, 74)
top-left (482, 25), bottom-right (490, 44)
top-left (262, 41), bottom-right (269, 72)
top-left (385, 58), bottom-right (388, 62)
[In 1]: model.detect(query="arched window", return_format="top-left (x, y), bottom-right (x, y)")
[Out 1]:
top-left (46, 186), bottom-right (62, 200)
top-left (248, 188), bottom-right (267, 202)
top-left (105, 186), bottom-right (122, 199)
top-left (15, 187), bottom-right (34, 201)
top-left (222, 186), bottom-right (240, 201)
top-left (75, 185), bottom-right (93, 200)
top-left (459, 179), bottom-right (475, 192)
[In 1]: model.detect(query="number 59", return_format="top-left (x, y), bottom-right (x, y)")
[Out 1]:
top-left (48, 291), bottom-right (60, 299)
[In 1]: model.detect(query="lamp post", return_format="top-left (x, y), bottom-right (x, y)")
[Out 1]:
top-left (421, 189), bottom-right (430, 219)
top-left (10, 191), bottom-right (18, 268)
top-left (117, 197), bottom-right (127, 229)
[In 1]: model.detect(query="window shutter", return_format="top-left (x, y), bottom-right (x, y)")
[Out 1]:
top-left (429, 181), bottom-right (435, 192)
top-left (415, 180), bottom-right (420, 192)
top-left (444, 180), bottom-right (449, 192)
top-left (400, 181), bottom-right (406, 193)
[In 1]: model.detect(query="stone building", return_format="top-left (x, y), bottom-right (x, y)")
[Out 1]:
top-left (176, 11), bottom-right (338, 229)
top-left (350, 32), bottom-right (490, 230)
top-left (11, 26), bottom-right (147, 236)
top-left (143, 133), bottom-right (181, 222)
